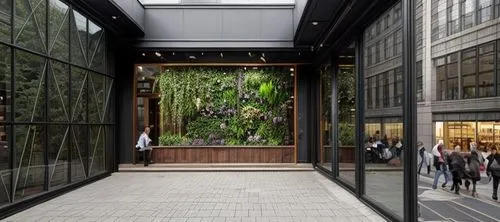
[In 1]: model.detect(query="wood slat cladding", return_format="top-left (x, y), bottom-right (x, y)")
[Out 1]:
top-left (150, 146), bottom-right (294, 163)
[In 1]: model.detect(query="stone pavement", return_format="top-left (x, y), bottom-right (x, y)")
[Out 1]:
top-left (4, 172), bottom-right (386, 222)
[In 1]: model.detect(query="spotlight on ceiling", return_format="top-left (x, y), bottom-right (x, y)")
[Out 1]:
top-left (261, 53), bottom-right (265, 57)
top-left (189, 55), bottom-right (197, 59)
top-left (260, 56), bottom-right (266, 63)
top-left (252, 67), bottom-right (258, 70)
top-left (248, 52), bottom-right (252, 57)
top-left (220, 52), bottom-right (224, 58)
top-left (155, 52), bottom-right (161, 57)
top-left (172, 52), bottom-right (175, 56)
top-left (137, 66), bottom-right (143, 72)
top-left (244, 67), bottom-right (247, 70)
top-left (112, 16), bottom-right (119, 20)
top-left (312, 21), bottom-right (318, 26)
top-left (290, 68), bottom-right (294, 72)
top-left (141, 53), bottom-right (145, 56)
top-left (201, 52), bottom-right (204, 56)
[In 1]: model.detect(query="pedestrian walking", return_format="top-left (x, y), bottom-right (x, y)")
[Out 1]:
top-left (417, 141), bottom-right (430, 175)
top-left (432, 143), bottom-right (450, 189)
top-left (448, 146), bottom-right (465, 194)
top-left (486, 146), bottom-right (500, 201)
top-left (464, 150), bottom-right (481, 197)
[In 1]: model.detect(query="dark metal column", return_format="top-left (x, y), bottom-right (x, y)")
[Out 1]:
top-left (402, 0), bottom-right (418, 221)
top-left (355, 35), bottom-right (365, 198)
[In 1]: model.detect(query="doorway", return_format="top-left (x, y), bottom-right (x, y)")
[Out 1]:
top-left (136, 97), bottom-right (160, 145)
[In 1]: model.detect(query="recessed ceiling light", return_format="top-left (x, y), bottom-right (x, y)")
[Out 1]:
top-left (201, 52), bottom-right (204, 56)
top-left (189, 55), bottom-right (197, 59)
top-left (290, 68), bottom-right (294, 72)
top-left (312, 21), bottom-right (319, 26)
top-left (261, 53), bottom-right (265, 57)
top-left (155, 52), bottom-right (161, 57)
top-left (112, 16), bottom-right (119, 20)
top-left (172, 52), bottom-right (175, 56)
top-left (248, 52), bottom-right (252, 57)
top-left (138, 66), bottom-right (143, 71)
top-left (260, 57), bottom-right (266, 63)
top-left (220, 53), bottom-right (224, 58)
top-left (141, 53), bottom-right (145, 56)
top-left (252, 67), bottom-right (258, 70)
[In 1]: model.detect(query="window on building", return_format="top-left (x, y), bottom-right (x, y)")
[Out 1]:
top-left (478, 42), bottom-right (495, 97)
top-left (376, 21), bottom-right (381, 35)
top-left (447, 53), bottom-right (459, 100)
top-left (375, 41), bottom-right (381, 64)
top-left (462, 0), bottom-right (476, 30)
top-left (495, 0), bottom-right (500, 18)
top-left (436, 57), bottom-right (446, 100)
top-left (394, 29), bottom-right (402, 56)
top-left (478, 0), bottom-right (493, 24)
top-left (416, 16), bottom-right (423, 49)
top-left (416, 61), bottom-right (424, 101)
top-left (394, 66), bottom-right (403, 106)
top-left (367, 77), bottom-right (375, 109)
top-left (431, 0), bottom-right (447, 41)
top-left (394, 3), bottom-right (402, 23)
top-left (384, 14), bottom-right (391, 29)
top-left (367, 45), bottom-right (373, 66)
top-left (462, 47), bottom-right (477, 99)
top-left (383, 72), bottom-right (390, 107)
top-left (447, 0), bottom-right (460, 36)
top-left (497, 40), bottom-right (500, 96)
top-left (375, 75), bottom-right (381, 108)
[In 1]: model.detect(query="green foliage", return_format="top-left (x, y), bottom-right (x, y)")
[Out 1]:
top-left (339, 123), bottom-right (355, 146)
top-left (156, 67), bottom-right (294, 146)
top-left (159, 132), bottom-right (184, 146)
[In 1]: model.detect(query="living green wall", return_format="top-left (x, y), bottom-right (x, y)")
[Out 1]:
top-left (155, 66), bottom-right (295, 146)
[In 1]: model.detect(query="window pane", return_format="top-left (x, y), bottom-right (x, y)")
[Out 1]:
top-left (48, 60), bottom-right (69, 122)
top-left (15, 0), bottom-right (47, 53)
top-left (431, 0), bottom-right (447, 41)
top-left (478, 72), bottom-right (494, 97)
top-left (394, 67), bottom-right (403, 106)
top-left (14, 125), bottom-right (45, 201)
top-left (15, 50), bottom-right (46, 122)
top-left (447, 77), bottom-right (459, 100)
top-left (462, 0), bottom-right (475, 30)
top-left (89, 72), bottom-right (105, 123)
top-left (105, 77), bottom-right (114, 123)
top-left (320, 64), bottom-right (332, 170)
top-left (0, 0), bottom-right (12, 43)
top-left (89, 125), bottom-right (105, 177)
top-left (447, 0), bottom-right (460, 35)
top-left (71, 125), bottom-right (87, 182)
top-left (89, 21), bottom-right (105, 72)
top-left (0, 45), bottom-right (11, 123)
top-left (338, 63), bottom-right (356, 185)
top-left (47, 125), bottom-right (68, 190)
top-left (0, 125), bottom-right (10, 206)
top-left (71, 67), bottom-right (87, 123)
top-left (49, 0), bottom-right (69, 61)
top-left (462, 75), bottom-right (476, 99)
top-left (383, 72), bottom-right (390, 107)
top-left (70, 10), bottom-right (87, 67)
top-left (478, 0), bottom-right (493, 24)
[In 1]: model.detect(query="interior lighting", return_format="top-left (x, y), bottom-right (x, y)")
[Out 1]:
top-left (260, 57), bottom-right (266, 63)
top-left (141, 53), bottom-right (145, 56)
top-left (112, 16), bottom-right (119, 20)
top-left (220, 52), bottom-right (224, 58)
top-left (290, 73), bottom-right (294, 77)
top-left (244, 67), bottom-right (247, 70)
top-left (312, 21), bottom-right (318, 26)
top-left (155, 52), bottom-right (161, 57)
top-left (172, 52), bottom-right (175, 56)
top-left (261, 53), bottom-right (265, 57)
top-left (137, 66), bottom-right (143, 72)
top-left (252, 67), bottom-right (258, 70)
top-left (201, 52), bottom-right (204, 56)
top-left (248, 52), bottom-right (252, 57)
top-left (290, 68), bottom-right (294, 72)
top-left (189, 55), bottom-right (197, 59)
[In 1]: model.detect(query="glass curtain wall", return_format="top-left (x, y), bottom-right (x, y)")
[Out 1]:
top-left (362, 1), bottom-right (404, 219)
top-left (319, 59), bottom-right (333, 171)
top-left (0, 0), bottom-right (114, 209)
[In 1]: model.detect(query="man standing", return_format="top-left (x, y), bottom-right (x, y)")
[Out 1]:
top-left (486, 146), bottom-right (500, 201)
top-left (136, 127), bottom-right (153, 166)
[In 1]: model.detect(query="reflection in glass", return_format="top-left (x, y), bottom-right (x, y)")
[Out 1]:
top-left (70, 10), bottom-right (87, 67)
top-left (0, 0), bottom-right (11, 43)
top-left (0, 125), bottom-right (10, 206)
top-left (15, 0), bottom-right (47, 53)
top-left (89, 72), bottom-right (105, 123)
top-left (48, 61), bottom-right (69, 122)
top-left (49, 0), bottom-right (69, 61)
top-left (89, 21), bottom-right (105, 72)
top-left (338, 51), bottom-right (356, 186)
top-left (89, 126), bottom-right (105, 177)
top-left (0, 45), bottom-right (11, 123)
top-left (14, 125), bottom-right (45, 201)
top-left (15, 50), bottom-right (46, 122)
top-left (47, 125), bottom-right (68, 189)
top-left (71, 125), bottom-right (87, 182)
top-left (71, 67), bottom-right (87, 123)
top-left (320, 62), bottom-right (332, 170)
top-left (363, 2), bottom-right (404, 219)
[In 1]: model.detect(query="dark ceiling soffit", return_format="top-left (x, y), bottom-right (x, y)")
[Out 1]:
top-left (312, 0), bottom-right (398, 68)
top-left (70, 0), bottom-right (144, 37)
top-left (293, 0), bottom-right (345, 47)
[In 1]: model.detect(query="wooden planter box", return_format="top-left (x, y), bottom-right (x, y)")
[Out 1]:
top-left (150, 146), bottom-right (295, 163)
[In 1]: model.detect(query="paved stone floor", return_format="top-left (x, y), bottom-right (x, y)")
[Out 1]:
top-left (4, 172), bottom-right (386, 222)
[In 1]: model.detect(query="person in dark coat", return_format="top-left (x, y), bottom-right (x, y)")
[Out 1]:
top-left (464, 150), bottom-right (481, 197)
top-left (448, 146), bottom-right (465, 194)
top-left (486, 146), bottom-right (500, 201)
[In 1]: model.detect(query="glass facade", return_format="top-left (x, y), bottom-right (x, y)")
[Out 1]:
top-left (0, 0), bottom-right (114, 208)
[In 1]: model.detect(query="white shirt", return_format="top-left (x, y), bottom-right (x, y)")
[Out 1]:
top-left (136, 132), bottom-right (152, 150)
